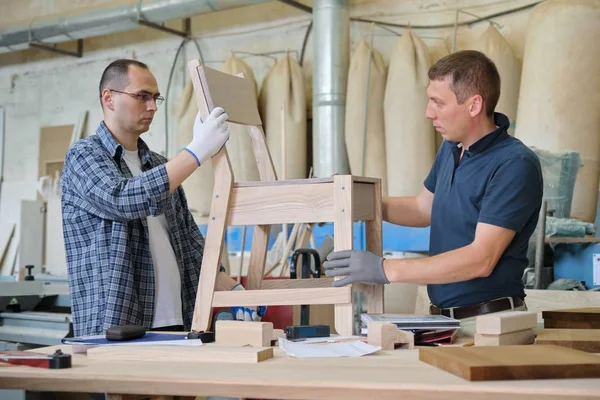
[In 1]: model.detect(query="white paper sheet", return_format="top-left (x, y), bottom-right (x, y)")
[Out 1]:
top-left (278, 338), bottom-right (381, 358)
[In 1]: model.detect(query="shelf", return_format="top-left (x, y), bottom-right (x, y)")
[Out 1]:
top-left (545, 236), bottom-right (600, 244)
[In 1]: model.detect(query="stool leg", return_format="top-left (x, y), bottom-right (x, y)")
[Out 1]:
top-left (192, 152), bottom-right (233, 333)
top-left (333, 176), bottom-right (355, 335)
top-left (366, 179), bottom-right (384, 314)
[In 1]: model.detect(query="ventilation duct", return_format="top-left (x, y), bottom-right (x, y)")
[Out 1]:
top-left (0, 0), bottom-right (270, 54)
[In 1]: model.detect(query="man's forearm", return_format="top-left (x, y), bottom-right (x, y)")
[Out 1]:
top-left (382, 245), bottom-right (495, 284)
top-left (165, 151), bottom-right (199, 192)
top-left (383, 196), bottom-right (430, 227)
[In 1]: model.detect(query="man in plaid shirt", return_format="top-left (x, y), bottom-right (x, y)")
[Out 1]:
top-left (62, 59), bottom-right (264, 336)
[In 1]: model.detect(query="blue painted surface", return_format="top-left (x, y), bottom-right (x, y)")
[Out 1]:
top-left (553, 243), bottom-right (600, 289)
top-left (200, 222), bottom-right (431, 253)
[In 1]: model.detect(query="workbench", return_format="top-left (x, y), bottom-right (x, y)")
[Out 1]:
top-left (0, 345), bottom-right (599, 399)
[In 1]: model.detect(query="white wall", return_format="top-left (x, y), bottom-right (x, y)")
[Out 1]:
top-left (0, 0), bottom-right (537, 270)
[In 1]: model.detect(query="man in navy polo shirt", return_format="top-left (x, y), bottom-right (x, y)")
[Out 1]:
top-left (324, 50), bottom-right (543, 328)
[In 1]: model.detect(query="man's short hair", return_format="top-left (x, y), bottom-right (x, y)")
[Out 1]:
top-left (98, 59), bottom-right (148, 106)
top-left (428, 50), bottom-right (500, 117)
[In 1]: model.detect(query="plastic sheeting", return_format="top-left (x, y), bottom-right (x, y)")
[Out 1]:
top-left (515, 0), bottom-right (600, 222)
top-left (259, 54), bottom-right (307, 179)
top-left (345, 41), bottom-right (388, 195)
top-left (384, 30), bottom-right (436, 196)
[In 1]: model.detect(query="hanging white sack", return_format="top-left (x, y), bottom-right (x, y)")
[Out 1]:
top-left (467, 24), bottom-right (521, 134)
top-left (177, 79), bottom-right (214, 219)
top-left (430, 40), bottom-right (450, 64)
top-left (219, 56), bottom-right (260, 182)
top-left (429, 40), bottom-right (450, 150)
top-left (258, 54), bottom-right (307, 179)
top-left (345, 41), bottom-right (388, 195)
top-left (384, 30), bottom-right (436, 197)
top-left (515, 0), bottom-right (600, 222)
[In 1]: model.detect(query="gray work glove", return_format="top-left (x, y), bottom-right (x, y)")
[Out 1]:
top-left (323, 250), bottom-right (390, 287)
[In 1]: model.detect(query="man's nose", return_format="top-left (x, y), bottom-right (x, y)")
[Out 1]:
top-left (425, 104), bottom-right (435, 120)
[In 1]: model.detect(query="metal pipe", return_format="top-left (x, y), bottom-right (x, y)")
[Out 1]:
top-left (534, 200), bottom-right (547, 289)
top-left (312, 0), bottom-right (350, 177)
top-left (0, 0), bottom-right (269, 52)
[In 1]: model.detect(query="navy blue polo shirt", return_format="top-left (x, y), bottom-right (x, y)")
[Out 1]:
top-left (424, 112), bottom-right (543, 308)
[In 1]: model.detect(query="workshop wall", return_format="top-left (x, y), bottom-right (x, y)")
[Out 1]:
top-left (0, 0), bottom-right (536, 259)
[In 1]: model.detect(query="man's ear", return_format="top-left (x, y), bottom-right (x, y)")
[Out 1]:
top-left (101, 89), bottom-right (115, 111)
top-left (468, 94), bottom-right (484, 117)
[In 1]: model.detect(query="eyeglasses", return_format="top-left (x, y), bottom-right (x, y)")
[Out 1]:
top-left (109, 89), bottom-right (165, 106)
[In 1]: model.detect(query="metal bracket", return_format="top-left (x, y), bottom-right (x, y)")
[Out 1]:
top-left (29, 39), bottom-right (83, 58)
top-left (137, 17), bottom-right (191, 38)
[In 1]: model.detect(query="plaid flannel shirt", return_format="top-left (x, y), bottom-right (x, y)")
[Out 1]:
top-left (62, 121), bottom-right (207, 336)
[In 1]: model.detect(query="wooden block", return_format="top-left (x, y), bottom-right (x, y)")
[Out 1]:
top-left (476, 311), bottom-right (537, 334)
top-left (215, 320), bottom-right (273, 347)
top-left (474, 329), bottom-right (536, 346)
top-left (197, 65), bottom-right (262, 126)
top-left (543, 307), bottom-right (600, 329)
top-left (419, 344), bottom-right (600, 381)
top-left (87, 345), bottom-right (273, 364)
top-left (367, 322), bottom-right (414, 350)
top-left (536, 328), bottom-right (600, 353)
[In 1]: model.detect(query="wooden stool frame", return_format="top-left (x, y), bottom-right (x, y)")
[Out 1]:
top-left (187, 60), bottom-right (384, 335)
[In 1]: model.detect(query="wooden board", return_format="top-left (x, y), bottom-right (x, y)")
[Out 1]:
top-left (0, 223), bottom-right (15, 275)
top-left (198, 64), bottom-right (262, 126)
top-left (536, 329), bottom-right (600, 353)
top-left (87, 345), bottom-right (274, 364)
top-left (474, 329), bottom-right (536, 347)
top-left (419, 345), bottom-right (600, 381)
top-left (543, 308), bottom-right (600, 329)
top-left (476, 311), bottom-right (538, 335)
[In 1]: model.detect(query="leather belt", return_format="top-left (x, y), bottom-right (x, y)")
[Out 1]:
top-left (429, 296), bottom-right (525, 320)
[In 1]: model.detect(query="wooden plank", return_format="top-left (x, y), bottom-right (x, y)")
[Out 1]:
top-left (261, 278), bottom-right (334, 289)
top-left (0, 223), bottom-right (15, 275)
top-left (476, 311), bottom-right (538, 335)
top-left (419, 345), bottom-right (600, 381)
top-left (536, 329), bottom-right (600, 353)
top-left (365, 178), bottom-right (384, 314)
top-left (215, 321), bottom-right (273, 347)
top-left (474, 329), bottom-right (536, 346)
top-left (235, 177), bottom-right (332, 187)
top-left (246, 125), bottom-right (277, 182)
top-left (198, 65), bottom-right (262, 126)
top-left (233, 175), bottom-right (375, 187)
top-left (228, 183), bottom-right (334, 225)
top-left (352, 182), bottom-right (376, 221)
top-left (333, 175), bottom-right (354, 336)
top-left (246, 224), bottom-right (269, 290)
top-left (212, 287), bottom-right (351, 307)
top-left (88, 345), bottom-right (273, 364)
top-left (543, 308), bottom-right (600, 329)
top-left (188, 58), bottom-right (234, 333)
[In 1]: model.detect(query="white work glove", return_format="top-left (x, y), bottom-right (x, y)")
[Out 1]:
top-left (230, 284), bottom-right (267, 321)
top-left (184, 107), bottom-right (230, 166)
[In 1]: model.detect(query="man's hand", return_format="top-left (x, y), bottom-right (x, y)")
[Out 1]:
top-left (323, 250), bottom-right (390, 287)
top-left (185, 107), bottom-right (230, 166)
top-left (230, 283), bottom-right (267, 321)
